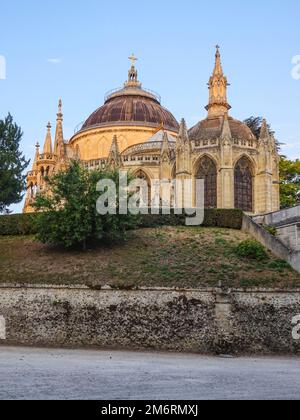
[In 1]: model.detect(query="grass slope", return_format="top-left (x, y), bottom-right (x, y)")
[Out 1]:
top-left (0, 227), bottom-right (299, 288)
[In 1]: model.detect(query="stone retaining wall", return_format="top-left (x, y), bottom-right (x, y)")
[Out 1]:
top-left (0, 285), bottom-right (300, 354)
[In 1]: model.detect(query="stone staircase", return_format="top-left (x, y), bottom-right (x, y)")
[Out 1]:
top-left (242, 206), bottom-right (300, 273)
top-left (253, 206), bottom-right (300, 252)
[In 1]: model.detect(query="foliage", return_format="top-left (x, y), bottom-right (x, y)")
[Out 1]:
top-left (140, 209), bottom-right (243, 230)
top-left (0, 114), bottom-right (30, 213)
top-left (0, 213), bottom-right (38, 235)
top-left (244, 116), bottom-right (275, 139)
top-left (0, 208), bottom-right (244, 237)
top-left (33, 161), bottom-right (139, 249)
top-left (235, 239), bottom-right (268, 261)
top-left (263, 225), bottom-right (277, 236)
top-left (279, 156), bottom-right (300, 208)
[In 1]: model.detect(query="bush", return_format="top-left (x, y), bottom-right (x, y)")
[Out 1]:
top-left (0, 213), bottom-right (38, 235)
top-left (235, 239), bottom-right (268, 261)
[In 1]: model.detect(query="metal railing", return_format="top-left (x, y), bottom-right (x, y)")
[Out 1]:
top-left (104, 86), bottom-right (161, 103)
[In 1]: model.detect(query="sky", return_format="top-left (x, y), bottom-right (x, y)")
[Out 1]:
top-left (0, 0), bottom-right (300, 213)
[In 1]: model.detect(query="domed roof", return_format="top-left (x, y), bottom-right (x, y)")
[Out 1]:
top-left (189, 115), bottom-right (255, 141)
top-left (82, 91), bottom-right (179, 133)
top-left (81, 57), bottom-right (179, 133)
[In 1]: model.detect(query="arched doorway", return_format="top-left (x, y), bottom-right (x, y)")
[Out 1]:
top-left (234, 157), bottom-right (253, 212)
top-left (196, 156), bottom-right (217, 208)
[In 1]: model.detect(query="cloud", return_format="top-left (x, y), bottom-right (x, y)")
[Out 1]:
top-left (47, 58), bottom-right (62, 64)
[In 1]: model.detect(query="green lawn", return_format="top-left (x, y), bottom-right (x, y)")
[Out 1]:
top-left (0, 226), bottom-right (300, 288)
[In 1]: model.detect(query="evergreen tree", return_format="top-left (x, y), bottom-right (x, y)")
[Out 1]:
top-left (0, 114), bottom-right (29, 213)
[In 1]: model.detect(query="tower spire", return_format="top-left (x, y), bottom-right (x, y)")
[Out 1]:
top-left (206, 46), bottom-right (231, 117)
top-left (54, 99), bottom-right (65, 158)
top-left (32, 141), bottom-right (40, 170)
top-left (42, 122), bottom-right (53, 155)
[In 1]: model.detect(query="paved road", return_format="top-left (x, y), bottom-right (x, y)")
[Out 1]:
top-left (0, 346), bottom-right (300, 400)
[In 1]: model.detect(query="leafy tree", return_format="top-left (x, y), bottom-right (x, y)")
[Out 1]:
top-left (0, 114), bottom-right (29, 213)
top-left (279, 157), bottom-right (300, 208)
top-left (34, 161), bottom-right (138, 249)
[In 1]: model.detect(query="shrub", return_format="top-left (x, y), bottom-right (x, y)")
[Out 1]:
top-left (263, 225), bottom-right (277, 236)
top-left (34, 161), bottom-right (139, 249)
top-left (0, 213), bottom-right (37, 235)
top-left (235, 239), bottom-right (268, 261)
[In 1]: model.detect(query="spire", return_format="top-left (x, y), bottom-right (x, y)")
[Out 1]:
top-left (161, 131), bottom-right (171, 158)
top-left (54, 99), bottom-right (65, 158)
top-left (42, 122), bottom-right (53, 155)
top-left (260, 119), bottom-right (270, 140)
top-left (177, 118), bottom-right (189, 146)
top-left (124, 54), bottom-right (141, 88)
top-left (221, 113), bottom-right (232, 139)
top-left (33, 142), bottom-right (40, 170)
top-left (206, 46), bottom-right (231, 118)
top-left (107, 135), bottom-right (121, 168)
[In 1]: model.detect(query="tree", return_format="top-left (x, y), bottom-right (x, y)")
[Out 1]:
top-left (34, 161), bottom-right (138, 249)
top-left (279, 157), bottom-right (300, 208)
top-left (244, 117), bottom-right (274, 138)
top-left (0, 114), bottom-right (29, 213)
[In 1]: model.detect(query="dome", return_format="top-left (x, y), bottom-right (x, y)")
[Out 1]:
top-left (81, 87), bottom-right (179, 133)
top-left (189, 115), bottom-right (255, 141)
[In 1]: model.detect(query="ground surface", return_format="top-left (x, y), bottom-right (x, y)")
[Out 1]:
top-left (0, 346), bottom-right (299, 400)
top-left (1, 227), bottom-right (300, 288)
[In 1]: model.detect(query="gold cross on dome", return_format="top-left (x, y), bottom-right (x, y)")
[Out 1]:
top-left (129, 53), bottom-right (138, 67)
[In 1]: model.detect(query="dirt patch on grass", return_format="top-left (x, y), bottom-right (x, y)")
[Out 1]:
top-left (0, 227), bottom-right (300, 288)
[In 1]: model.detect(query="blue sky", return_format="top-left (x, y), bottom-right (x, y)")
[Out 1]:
top-left (0, 0), bottom-right (300, 212)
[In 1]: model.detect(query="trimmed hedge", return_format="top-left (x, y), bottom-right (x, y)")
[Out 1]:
top-left (0, 213), bottom-right (38, 236)
top-left (139, 209), bottom-right (243, 230)
top-left (0, 209), bottom-right (243, 237)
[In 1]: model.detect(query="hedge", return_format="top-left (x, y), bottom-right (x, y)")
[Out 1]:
top-left (0, 213), bottom-right (38, 236)
top-left (0, 209), bottom-right (243, 236)
top-left (139, 209), bottom-right (243, 230)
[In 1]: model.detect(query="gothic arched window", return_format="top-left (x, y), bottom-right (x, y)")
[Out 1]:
top-left (196, 156), bottom-right (217, 208)
top-left (234, 156), bottom-right (253, 212)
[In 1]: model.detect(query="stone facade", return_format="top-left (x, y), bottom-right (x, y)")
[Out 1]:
top-left (0, 285), bottom-right (300, 354)
top-left (24, 48), bottom-right (280, 215)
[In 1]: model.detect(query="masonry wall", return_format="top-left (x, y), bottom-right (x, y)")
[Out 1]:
top-left (254, 205), bottom-right (300, 227)
top-left (277, 224), bottom-right (300, 251)
top-left (0, 285), bottom-right (300, 354)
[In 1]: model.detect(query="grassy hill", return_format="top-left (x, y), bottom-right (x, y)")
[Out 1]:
top-left (0, 226), bottom-right (300, 288)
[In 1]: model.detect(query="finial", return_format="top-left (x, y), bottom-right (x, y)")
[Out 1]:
top-left (58, 99), bottom-right (62, 114)
top-left (128, 53), bottom-right (138, 68)
top-left (216, 44), bottom-right (220, 53)
top-left (47, 122), bottom-right (51, 130)
top-left (125, 54), bottom-right (141, 88)
top-left (35, 141), bottom-right (40, 149)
